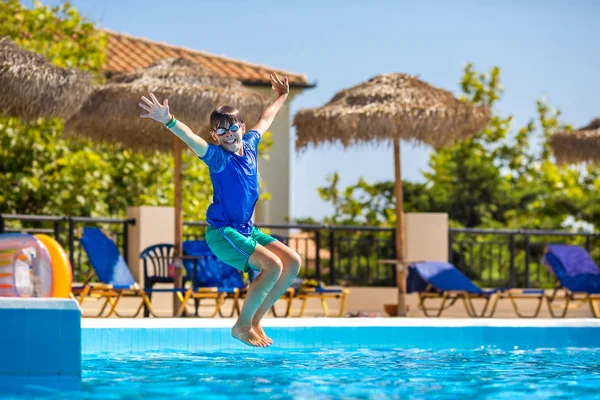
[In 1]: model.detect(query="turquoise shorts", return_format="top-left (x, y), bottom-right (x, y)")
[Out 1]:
top-left (205, 226), bottom-right (277, 272)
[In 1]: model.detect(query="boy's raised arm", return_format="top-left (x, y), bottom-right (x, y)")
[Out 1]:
top-left (251, 73), bottom-right (289, 136)
top-left (139, 92), bottom-right (209, 158)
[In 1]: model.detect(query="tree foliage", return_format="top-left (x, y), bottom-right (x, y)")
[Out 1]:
top-left (0, 0), bottom-right (272, 221)
top-left (304, 63), bottom-right (600, 232)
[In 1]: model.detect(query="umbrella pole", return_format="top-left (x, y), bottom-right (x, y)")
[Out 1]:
top-left (173, 137), bottom-right (183, 316)
top-left (393, 138), bottom-right (407, 317)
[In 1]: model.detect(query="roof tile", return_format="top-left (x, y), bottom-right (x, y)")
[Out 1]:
top-left (103, 30), bottom-right (310, 87)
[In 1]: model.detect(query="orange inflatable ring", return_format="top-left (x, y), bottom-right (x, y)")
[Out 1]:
top-left (34, 234), bottom-right (73, 298)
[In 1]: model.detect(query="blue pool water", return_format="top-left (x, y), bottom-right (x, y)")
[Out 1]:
top-left (7, 347), bottom-right (600, 399)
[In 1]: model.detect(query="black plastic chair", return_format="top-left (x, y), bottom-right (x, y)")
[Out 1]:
top-left (140, 243), bottom-right (181, 317)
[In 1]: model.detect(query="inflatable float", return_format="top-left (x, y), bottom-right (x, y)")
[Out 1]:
top-left (0, 233), bottom-right (72, 298)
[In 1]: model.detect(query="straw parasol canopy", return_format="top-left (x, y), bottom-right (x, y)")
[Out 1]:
top-left (293, 72), bottom-right (491, 317)
top-left (550, 118), bottom-right (600, 165)
top-left (65, 57), bottom-right (269, 315)
top-left (0, 36), bottom-right (93, 120)
top-left (294, 73), bottom-right (491, 151)
top-left (65, 58), bottom-right (268, 152)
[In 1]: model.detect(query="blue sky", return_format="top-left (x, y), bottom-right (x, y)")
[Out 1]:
top-left (37, 0), bottom-right (600, 221)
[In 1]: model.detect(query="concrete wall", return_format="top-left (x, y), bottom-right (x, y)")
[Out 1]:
top-left (248, 87), bottom-right (305, 227)
top-left (406, 212), bottom-right (448, 262)
top-left (126, 206), bottom-right (175, 286)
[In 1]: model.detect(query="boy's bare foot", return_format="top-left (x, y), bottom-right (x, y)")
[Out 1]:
top-left (231, 324), bottom-right (268, 347)
top-left (252, 323), bottom-right (273, 345)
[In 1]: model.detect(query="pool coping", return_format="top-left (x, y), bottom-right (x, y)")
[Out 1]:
top-left (82, 318), bottom-right (600, 329)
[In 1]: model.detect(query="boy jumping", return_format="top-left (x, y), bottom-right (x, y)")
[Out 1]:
top-left (138, 73), bottom-right (301, 347)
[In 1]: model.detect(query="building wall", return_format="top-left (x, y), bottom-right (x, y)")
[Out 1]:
top-left (247, 86), bottom-right (305, 226)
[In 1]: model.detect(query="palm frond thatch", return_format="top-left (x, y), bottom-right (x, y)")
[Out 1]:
top-left (551, 118), bottom-right (600, 165)
top-left (293, 73), bottom-right (491, 151)
top-left (0, 36), bottom-right (93, 120)
top-left (65, 58), bottom-right (268, 152)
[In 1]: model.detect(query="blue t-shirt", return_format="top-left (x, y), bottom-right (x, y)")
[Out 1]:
top-left (199, 130), bottom-right (261, 236)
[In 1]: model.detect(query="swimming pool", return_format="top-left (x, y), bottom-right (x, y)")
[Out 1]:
top-left (7, 319), bottom-right (600, 399)
top-left (4, 347), bottom-right (597, 399)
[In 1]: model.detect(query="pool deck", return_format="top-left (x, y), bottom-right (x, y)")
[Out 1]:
top-left (82, 317), bottom-right (600, 328)
top-left (79, 285), bottom-right (599, 319)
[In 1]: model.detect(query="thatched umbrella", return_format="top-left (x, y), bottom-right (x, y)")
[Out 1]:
top-left (0, 36), bottom-right (93, 120)
top-left (66, 58), bottom-right (267, 152)
top-left (550, 118), bottom-right (600, 165)
top-left (66, 58), bottom-right (268, 314)
top-left (294, 73), bottom-right (491, 316)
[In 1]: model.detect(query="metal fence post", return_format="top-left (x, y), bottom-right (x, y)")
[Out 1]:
top-left (68, 217), bottom-right (75, 269)
top-left (391, 229), bottom-right (398, 283)
top-left (447, 231), bottom-right (453, 265)
top-left (314, 230), bottom-right (321, 280)
top-left (328, 228), bottom-right (335, 285)
top-left (123, 221), bottom-right (129, 264)
top-left (585, 235), bottom-right (591, 252)
top-left (53, 220), bottom-right (61, 241)
top-left (524, 233), bottom-right (531, 288)
top-left (509, 234), bottom-right (516, 288)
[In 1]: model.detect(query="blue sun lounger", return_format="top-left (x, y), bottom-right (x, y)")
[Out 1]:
top-left (287, 281), bottom-right (349, 318)
top-left (407, 261), bottom-right (545, 318)
top-left (542, 245), bottom-right (600, 318)
top-left (182, 236), bottom-right (349, 318)
top-left (245, 269), bottom-right (349, 318)
top-left (181, 240), bottom-right (244, 318)
top-left (74, 227), bottom-right (159, 317)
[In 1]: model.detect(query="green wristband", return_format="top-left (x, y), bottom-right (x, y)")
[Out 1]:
top-left (165, 116), bottom-right (177, 129)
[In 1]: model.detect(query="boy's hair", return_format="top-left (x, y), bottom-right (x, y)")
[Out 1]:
top-left (210, 106), bottom-right (243, 130)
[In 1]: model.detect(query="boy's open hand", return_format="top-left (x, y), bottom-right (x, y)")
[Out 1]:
top-left (139, 93), bottom-right (171, 124)
top-left (270, 73), bottom-right (289, 97)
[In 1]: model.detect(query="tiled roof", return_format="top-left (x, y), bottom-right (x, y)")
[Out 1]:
top-left (102, 30), bottom-right (312, 88)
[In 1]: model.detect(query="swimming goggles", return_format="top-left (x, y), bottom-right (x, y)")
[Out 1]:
top-left (214, 123), bottom-right (242, 136)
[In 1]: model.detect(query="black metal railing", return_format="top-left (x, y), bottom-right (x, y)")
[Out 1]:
top-left (185, 222), bottom-right (600, 288)
top-left (0, 214), bottom-right (134, 282)
top-left (1, 214), bottom-right (599, 288)
top-left (449, 228), bottom-right (600, 289)
top-left (184, 221), bottom-right (396, 286)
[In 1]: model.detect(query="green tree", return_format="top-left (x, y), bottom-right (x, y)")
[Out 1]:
top-left (0, 0), bottom-right (106, 77)
top-left (308, 172), bottom-right (430, 227)
top-left (0, 0), bottom-right (273, 222)
top-left (0, 0), bottom-right (112, 216)
top-left (302, 64), bottom-right (600, 287)
top-left (306, 63), bottom-right (600, 232)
